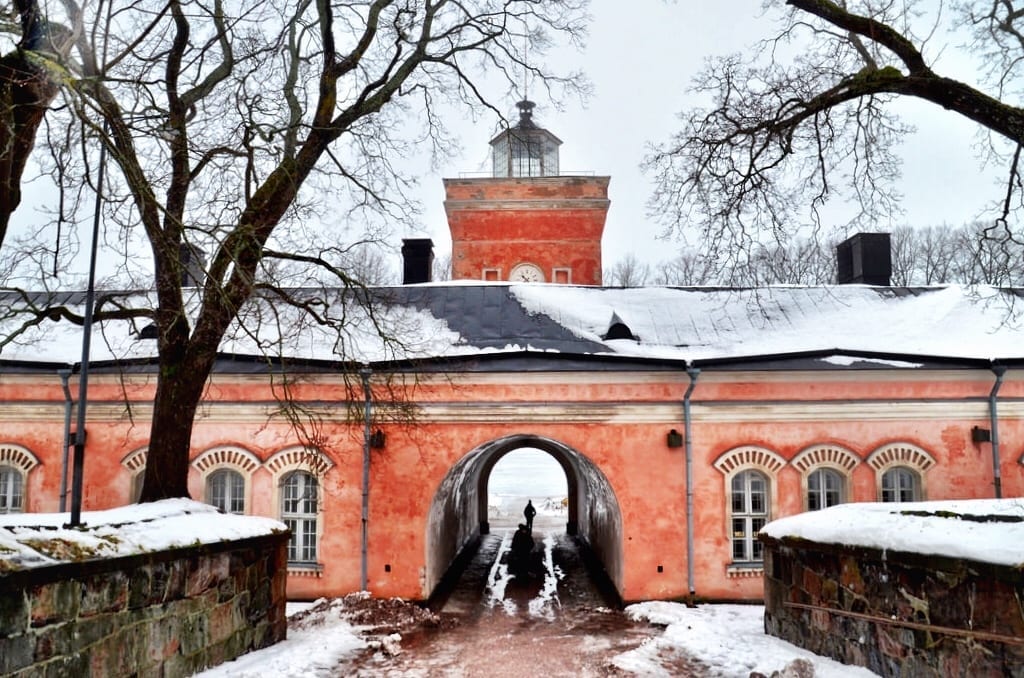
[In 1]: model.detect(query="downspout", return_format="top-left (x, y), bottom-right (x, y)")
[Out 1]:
top-left (359, 366), bottom-right (373, 591)
top-left (683, 366), bottom-right (700, 599)
top-left (989, 364), bottom-right (1006, 499)
top-left (58, 369), bottom-right (72, 513)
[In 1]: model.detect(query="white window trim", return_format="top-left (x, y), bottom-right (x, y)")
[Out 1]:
top-left (482, 267), bottom-right (502, 281)
top-left (0, 464), bottom-right (25, 514)
top-left (279, 470), bottom-right (321, 568)
top-left (729, 468), bottom-right (771, 566)
top-left (803, 465), bottom-right (850, 511)
top-left (206, 468), bottom-right (249, 515)
top-left (266, 446), bottom-right (332, 571)
top-left (714, 446), bottom-right (783, 574)
top-left (867, 442), bottom-right (933, 501)
top-left (192, 446), bottom-right (261, 515)
top-left (879, 466), bottom-right (923, 503)
top-left (552, 267), bottom-right (572, 284)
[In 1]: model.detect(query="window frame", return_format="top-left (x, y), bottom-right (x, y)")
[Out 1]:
top-left (880, 466), bottom-right (922, 503)
top-left (280, 470), bottom-right (320, 566)
top-left (806, 466), bottom-right (846, 511)
top-left (0, 464), bottom-right (24, 514)
top-left (867, 443), bottom-right (933, 502)
top-left (729, 469), bottom-right (770, 564)
top-left (206, 468), bottom-right (247, 514)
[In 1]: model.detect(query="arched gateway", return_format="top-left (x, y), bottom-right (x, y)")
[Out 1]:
top-left (424, 434), bottom-right (623, 600)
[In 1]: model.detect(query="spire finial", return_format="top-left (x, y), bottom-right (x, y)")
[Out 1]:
top-left (516, 99), bottom-right (536, 129)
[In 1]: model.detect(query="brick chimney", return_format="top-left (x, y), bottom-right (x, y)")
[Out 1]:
top-left (401, 238), bottom-right (434, 284)
top-left (836, 233), bottom-right (891, 286)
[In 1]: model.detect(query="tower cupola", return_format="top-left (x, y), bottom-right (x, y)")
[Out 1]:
top-left (489, 100), bottom-right (562, 178)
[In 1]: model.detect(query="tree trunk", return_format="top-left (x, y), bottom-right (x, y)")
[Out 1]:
top-left (0, 51), bottom-right (62, 249)
top-left (138, 349), bottom-right (214, 501)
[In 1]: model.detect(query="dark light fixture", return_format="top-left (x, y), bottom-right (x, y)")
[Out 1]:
top-left (667, 429), bottom-right (683, 448)
top-left (971, 426), bottom-right (991, 443)
top-left (370, 428), bottom-right (386, 449)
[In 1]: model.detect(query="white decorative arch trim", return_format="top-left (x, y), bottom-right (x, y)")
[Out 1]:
top-left (264, 446), bottom-right (333, 476)
top-left (867, 443), bottom-right (936, 472)
top-left (192, 446), bottom-right (261, 474)
top-left (713, 445), bottom-right (786, 475)
top-left (791, 444), bottom-right (860, 473)
top-left (0, 444), bottom-right (40, 472)
top-left (121, 447), bottom-right (148, 471)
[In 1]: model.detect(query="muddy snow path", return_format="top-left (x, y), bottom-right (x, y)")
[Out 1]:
top-left (341, 528), bottom-right (697, 677)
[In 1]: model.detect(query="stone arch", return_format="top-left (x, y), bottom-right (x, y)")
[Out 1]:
top-left (264, 445), bottom-right (334, 476)
top-left (0, 444), bottom-right (40, 473)
top-left (867, 442), bottom-right (935, 502)
top-left (120, 447), bottom-right (148, 503)
top-left (713, 445), bottom-right (786, 476)
top-left (192, 445), bottom-right (262, 514)
top-left (425, 433), bottom-right (623, 601)
top-left (791, 443), bottom-right (860, 474)
top-left (121, 447), bottom-right (148, 472)
top-left (192, 445), bottom-right (262, 475)
top-left (866, 442), bottom-right (935, 473)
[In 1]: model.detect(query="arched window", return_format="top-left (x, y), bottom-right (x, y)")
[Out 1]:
top-left (807, 468), bottom-right (845, 510)
top-left (867, 443), bottom-right (933, 502)
top-left (881, 466), bottom-right (921, 503)
top-left (131, 472), bottom-right (145, 503)
top-left (731, 470), bottom-right (769, 563)
top-left (207, 469), bottom-right (245, 514)
top-left (0, 464), bottom-right (24, 513)
top-left (281, 471), bottom-right (318, 564)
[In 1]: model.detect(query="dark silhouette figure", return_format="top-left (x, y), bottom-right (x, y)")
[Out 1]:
top-left (524, 500), bottom-right (536, 531)
top-left (508, 523), bottom-right (535, 578)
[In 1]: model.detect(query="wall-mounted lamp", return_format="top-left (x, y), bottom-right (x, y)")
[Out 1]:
top-left (370, 428), bottom-right (386, 449)
top-left (667, 428), bottom-right (683, 448)
top-left (971, 426), bottom-right (991, 443)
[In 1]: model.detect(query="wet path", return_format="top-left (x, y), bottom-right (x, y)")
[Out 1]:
top-left (341, 526), bottom-right (672, 677)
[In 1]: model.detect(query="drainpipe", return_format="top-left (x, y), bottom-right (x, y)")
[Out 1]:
top-left (683, 367), bottom-right (700, 599)
top-left (989, 364), bottom-right (1006, 499)
top-left (359, 366), bottom-right (373, 591)
top-left (58, 369), bottom-right (72, 513)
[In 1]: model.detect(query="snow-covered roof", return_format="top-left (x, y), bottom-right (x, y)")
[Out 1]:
top-left (2, 283), bottom-right (1024, 369)
top-left (760, 499), bottom-right (1024, 567)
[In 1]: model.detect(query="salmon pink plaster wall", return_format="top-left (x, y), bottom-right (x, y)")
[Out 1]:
top-left (0, 367), bottom-right (1019, 603)
top-left (444, 176), bottom-right (610, 285)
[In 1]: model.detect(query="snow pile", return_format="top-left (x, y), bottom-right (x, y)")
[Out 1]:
top-left (0, 499), bottom-right (285, 572)
top-left (195, 598), bottom-right (367, 678)
top-left (616, 603), bottom-right (877, 677)
top-left (760, 498), bottom-right (1024, 566)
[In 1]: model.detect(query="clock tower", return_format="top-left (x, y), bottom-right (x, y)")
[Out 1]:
top-left (444, 100), bottom-right (610, 285)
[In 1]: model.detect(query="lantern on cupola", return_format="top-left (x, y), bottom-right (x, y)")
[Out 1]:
top-left (490, 100), bottom-right (562, 178)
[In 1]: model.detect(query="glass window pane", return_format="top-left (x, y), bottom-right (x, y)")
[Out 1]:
top-left (282, 471), bottom-right (318, 564)
top-left (0, 467), bottom-right (23, 513)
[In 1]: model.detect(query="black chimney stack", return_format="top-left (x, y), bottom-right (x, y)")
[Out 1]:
top-left (401, 238), bottom-right (434, 284)
top-left (836, 233), bottom-right (891, 286)
top-left (179, 243), bottom-right (206, 287)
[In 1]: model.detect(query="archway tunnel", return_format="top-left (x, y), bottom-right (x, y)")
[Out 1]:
top-left (425, 434), bottom-right (623, 601)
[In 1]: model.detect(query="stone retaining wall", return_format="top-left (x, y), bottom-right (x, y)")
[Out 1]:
top-left (0, 532), bottom-right (288, 677)
top-left (761, 536), bottom-right (1024, 677)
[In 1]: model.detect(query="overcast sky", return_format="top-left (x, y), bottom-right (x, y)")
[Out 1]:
top-left (6, 1), bottom-right (1004, 280)
top-left (410, 0), bottom-right (1004, 270)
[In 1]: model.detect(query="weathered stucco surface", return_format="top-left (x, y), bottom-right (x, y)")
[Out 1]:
top-left (2, 366), bottom-right (1021, 603)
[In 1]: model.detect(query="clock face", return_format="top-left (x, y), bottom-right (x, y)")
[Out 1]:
top-left (509, 263), bottom-right (545, 283)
